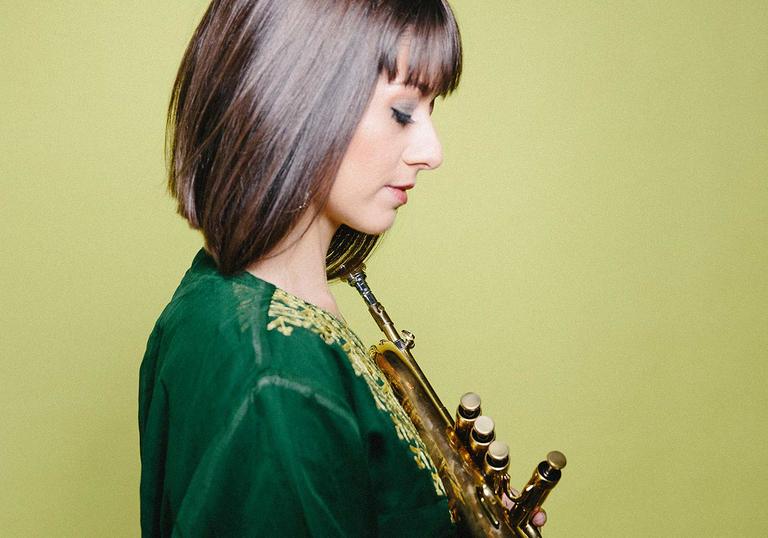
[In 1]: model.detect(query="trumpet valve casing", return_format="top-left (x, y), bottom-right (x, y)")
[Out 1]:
top-left (507, 451), bottom-right (567, 536)
top-left (455, 392), bottom-right (481, 444)
top-left (483, 441), bottom-right (511, 495)
top-left (468, 415), bottom-right (496, 465)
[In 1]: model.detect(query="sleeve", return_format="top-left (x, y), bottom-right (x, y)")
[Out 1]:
top-left (171, 371), bottom-right (374, 538)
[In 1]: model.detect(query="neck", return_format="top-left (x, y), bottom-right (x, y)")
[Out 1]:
top-left (246, 211), bottom-right (342, 318)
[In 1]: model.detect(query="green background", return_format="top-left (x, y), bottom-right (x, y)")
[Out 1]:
top-left (2, 1), bottom-right (766, 536)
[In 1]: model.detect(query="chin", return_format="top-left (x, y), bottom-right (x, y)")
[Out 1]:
top-left (347, 211), bottom-right (398, 235)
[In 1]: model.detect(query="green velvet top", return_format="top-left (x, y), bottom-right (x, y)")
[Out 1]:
top-left (139, 250), bottom-right (454, 537)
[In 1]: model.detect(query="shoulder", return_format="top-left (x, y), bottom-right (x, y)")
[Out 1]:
top-left (142, 250), bottom-right (355, 400)
top-left (147, 252), bottom-right (271, 367)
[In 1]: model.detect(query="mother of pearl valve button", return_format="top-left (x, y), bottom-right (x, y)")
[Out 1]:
top-left (472, 415), bottom-right (495, 441)
top-left (486, 441), bottom-right (510, 466)
top-left (459, 392), bottom-right (481, 418)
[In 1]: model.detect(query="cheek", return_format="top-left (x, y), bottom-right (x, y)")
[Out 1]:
top-left (341, 137), bottom-right (395, 187)
top-left (348, 113), bottom-right (403, 168)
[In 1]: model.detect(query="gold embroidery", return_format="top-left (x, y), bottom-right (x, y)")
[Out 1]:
top-left (267, 288), bottom-right (446, 497)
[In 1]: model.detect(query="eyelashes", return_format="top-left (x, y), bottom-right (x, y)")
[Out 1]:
top-left (391, 107), bottom-right (414, 126)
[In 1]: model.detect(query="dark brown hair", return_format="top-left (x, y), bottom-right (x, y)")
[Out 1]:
top-left (167, 0), bottom-right (462, 277)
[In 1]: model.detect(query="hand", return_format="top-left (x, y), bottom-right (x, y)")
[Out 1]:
top-left (502, 490), bottom-right (547, 527)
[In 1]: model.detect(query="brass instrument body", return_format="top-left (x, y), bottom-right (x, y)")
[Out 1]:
top-left (346, 267), bottom-right (566, 537)
top-left (506, 457), bottom-right (564, 538)
top-left (373, 340), bottom-right (509, 536)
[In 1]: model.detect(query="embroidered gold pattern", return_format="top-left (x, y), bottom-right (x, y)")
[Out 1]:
top-left (267, 288), bottom-right (446, 497)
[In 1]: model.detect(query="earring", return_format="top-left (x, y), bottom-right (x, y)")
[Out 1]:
top-left (291, 190), bottom-right (310, 212)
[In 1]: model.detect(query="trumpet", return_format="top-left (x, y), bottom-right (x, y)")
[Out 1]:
top-left (345, 266), bottom-right (566, 537)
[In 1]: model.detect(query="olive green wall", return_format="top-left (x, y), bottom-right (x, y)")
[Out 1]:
top-left (2, 1), bottom-right (766, 536)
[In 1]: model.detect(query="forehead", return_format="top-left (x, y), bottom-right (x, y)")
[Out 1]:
top-left (388, 42), bottom-right (439, 98)
top-left (377, 19), bottom-right (460, 98)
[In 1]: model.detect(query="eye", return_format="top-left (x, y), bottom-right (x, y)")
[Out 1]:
top-left (391, 107), bottom-right (414, 126)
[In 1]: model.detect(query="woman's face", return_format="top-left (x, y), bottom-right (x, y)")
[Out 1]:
top-left (323, 62), bottom-right (443, 235)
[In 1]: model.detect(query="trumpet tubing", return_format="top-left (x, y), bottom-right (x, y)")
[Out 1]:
top-left (345, 267), bottom-right (566, 537)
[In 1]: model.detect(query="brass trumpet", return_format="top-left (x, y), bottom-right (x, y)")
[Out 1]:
top-left (345, 266), bottom-right (566, 537)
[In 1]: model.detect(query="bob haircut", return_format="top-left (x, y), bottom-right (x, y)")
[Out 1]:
top-left (167, 0), bottom-right (462, 277)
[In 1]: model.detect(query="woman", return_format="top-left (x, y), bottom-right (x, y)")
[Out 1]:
top-left (139, 0), bottom-right (546, 535)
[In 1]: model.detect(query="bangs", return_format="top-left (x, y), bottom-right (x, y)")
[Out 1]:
top-left (378, 1), bottom-right (462, 97)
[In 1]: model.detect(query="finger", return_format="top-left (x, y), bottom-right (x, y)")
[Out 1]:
top-left (532, 509), bottom-right (547, 527)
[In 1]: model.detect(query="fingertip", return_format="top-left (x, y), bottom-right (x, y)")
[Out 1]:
top-left (532, 509), bottom-right (547, 527)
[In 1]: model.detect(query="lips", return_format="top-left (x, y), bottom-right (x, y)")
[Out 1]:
top-left (386, 183), bottom-right (414, 205)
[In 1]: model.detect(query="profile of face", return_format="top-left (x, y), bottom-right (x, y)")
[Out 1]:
top-left (323, 51), bottom-right (444, 235)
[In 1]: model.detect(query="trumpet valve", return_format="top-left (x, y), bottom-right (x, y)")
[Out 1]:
top-left (508, 450), bottom-right (568, 532)
top-left (454, 392), bottom-right (482, 444)
top-left (468, 415), bottom-right (495, 465)
top-left (483, 440), bottom-right (511, 495)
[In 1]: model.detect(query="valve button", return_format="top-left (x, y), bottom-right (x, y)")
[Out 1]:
top-left (458, 392), bottom-right (481, 419)
top-left (472, 416), bottom-right (495, 442)
top-left (547, 451), bottom-right (567, 470)
top-left (486, 441), bottom-right (510, 466)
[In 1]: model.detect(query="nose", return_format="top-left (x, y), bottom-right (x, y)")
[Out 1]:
top-left (403, 117), bottom-right (443, 171)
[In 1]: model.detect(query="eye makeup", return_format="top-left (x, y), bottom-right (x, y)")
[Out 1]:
top-left (391, 107), bottom-right (414, 126)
